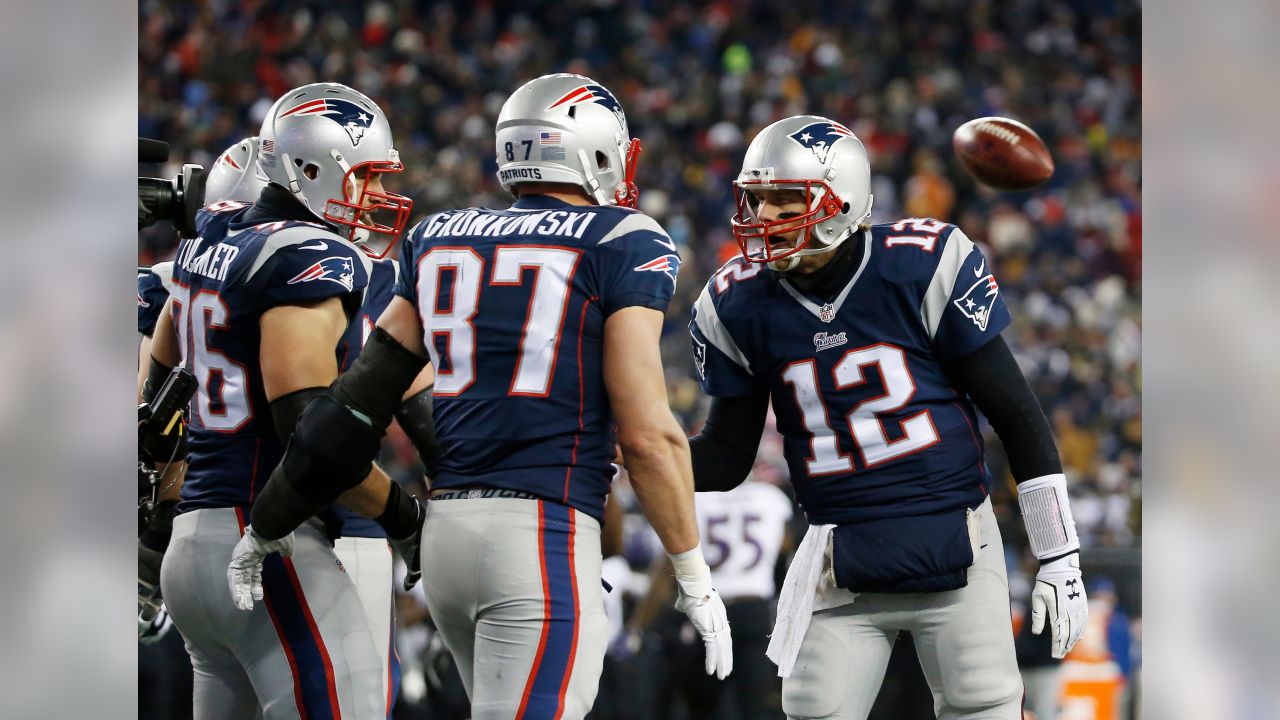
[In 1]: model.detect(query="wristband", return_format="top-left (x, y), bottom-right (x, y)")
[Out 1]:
top-left (669, 544), bottom-right (713, 599)
top-left (1016, 473), bottom-right (1080, 559)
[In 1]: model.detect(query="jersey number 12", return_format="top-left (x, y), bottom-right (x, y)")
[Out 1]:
top-left (781, 343), bottom-right (939, 474)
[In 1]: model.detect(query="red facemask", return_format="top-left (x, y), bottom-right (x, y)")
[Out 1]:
top-left (613, 138), bottom-right (643, 209)
top-left (730, 179), bottom-right (844, 264)
top-left (323, 160), bottom-right (414, 259)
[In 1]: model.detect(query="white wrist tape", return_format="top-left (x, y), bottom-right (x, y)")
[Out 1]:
top-left (1016, 473), bottom-right (1080, 559)
top-left (669, 544), bottom-right (713, 599)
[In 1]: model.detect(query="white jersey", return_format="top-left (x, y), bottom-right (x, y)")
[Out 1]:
top-left (695, 481), bottom-right (793, 601)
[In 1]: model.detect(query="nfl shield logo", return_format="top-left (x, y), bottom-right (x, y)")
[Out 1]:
top-left (819, 303), bottom-right (836, 323)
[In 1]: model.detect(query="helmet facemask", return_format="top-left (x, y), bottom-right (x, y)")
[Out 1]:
top-left (319, 154), bottom-right (413, 259)
top-left (731, 177), bottom-right (847, 270)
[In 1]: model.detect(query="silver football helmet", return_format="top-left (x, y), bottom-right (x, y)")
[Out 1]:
top-left (495, 73), bottom-right (642, 208)
top-left (256, 82), bottom-right (413, 257)
top-left (731, 115), bottom-right (873, 268)
top-left (204, 136), bottom-right (266, 205)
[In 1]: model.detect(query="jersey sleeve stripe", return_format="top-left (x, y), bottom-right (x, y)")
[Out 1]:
top-left (595, 212), bottom-right (674, 250)
top-left (244, 226), bottom-right (373, 282)
top-left (919, 228), bottom-right (975, 339)
top-left (692, 286), bottom-right (753, 374)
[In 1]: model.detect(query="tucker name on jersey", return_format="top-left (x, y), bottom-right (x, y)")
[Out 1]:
top-left (689, 219), bottom-right (1011, 525)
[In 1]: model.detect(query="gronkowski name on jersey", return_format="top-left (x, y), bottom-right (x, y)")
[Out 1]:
top-left (172, 201), bottom-right (372, 513)
top-left (689, 219), bottom-right (1012, 525)
top-left (393, 194), bottom-right (681, 522)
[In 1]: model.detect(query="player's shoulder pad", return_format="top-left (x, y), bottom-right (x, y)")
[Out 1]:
top-left (919, 225), bottom-right (982, 339)
top-left (691, 257), bottom-right (757, 374)
top-left (148, 261), bottom-right (175, 292)
top-left (195, 200), bottom-right (252, 237)
top-left (592, 207), bottom-right (677, 251)
top-left (239, 223), bottom-right (373, 287)
top-left (868, 218), bottom-right (968, 280)
top-left (379, 257), bottom-right (401, 285)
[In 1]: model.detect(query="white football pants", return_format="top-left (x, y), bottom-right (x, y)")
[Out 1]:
top-left (782, 498), bottom-right (1023, 720)
top-left (419, 496), bottom-right (609, 720)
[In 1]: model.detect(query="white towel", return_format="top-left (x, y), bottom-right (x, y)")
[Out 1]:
top-left (766, 523), bottom-right (842, 678)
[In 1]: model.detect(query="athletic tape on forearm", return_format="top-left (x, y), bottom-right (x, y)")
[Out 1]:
top-left (1016, 473), bottom-right (1080, 559)
top-left (669, 544), bottom-right (713, 599)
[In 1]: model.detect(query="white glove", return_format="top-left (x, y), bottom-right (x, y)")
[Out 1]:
top-left (227, 525), bottom-right (294, 611)
top-left (670, 546), bottom-right (733, 680)
top-left (138, 604), bottom-right (173, 645)
top-left (1031, 551), bottom-right (1088, 659)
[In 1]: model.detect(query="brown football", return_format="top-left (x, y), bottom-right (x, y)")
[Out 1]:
top-left (952, 117), bottom-right (1054, 191)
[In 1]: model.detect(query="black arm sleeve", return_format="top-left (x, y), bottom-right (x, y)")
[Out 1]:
top-left (270, 387), bottom-right (327, 445)
top-left (943, 335), bottom-right (1062, 482)
top-left (688, 388), bottom-right (770, 492)
top-left (395, 386), bottom-right (442, 477)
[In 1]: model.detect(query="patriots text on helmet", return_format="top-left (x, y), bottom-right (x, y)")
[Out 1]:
top-left (498, 167), bottom-right (543, 183)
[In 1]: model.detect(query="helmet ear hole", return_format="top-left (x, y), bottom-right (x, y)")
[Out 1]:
top-left (841, 202), bottom-right (850, 214)
top-left (303, 163), bottom-right (320, 180)
top-left (595, 151), bottom-right (609, 171)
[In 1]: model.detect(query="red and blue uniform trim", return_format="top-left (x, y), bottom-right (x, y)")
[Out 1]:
top-left (515, 501), bottom-right (581, 719)
top-left (235, 509), bottom-right (342, 719)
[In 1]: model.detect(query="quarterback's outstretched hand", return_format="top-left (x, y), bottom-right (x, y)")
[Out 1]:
top-left (671, 547), bottom-right (733, 679)
top-left (1031, 551), bottom-right (1088, 658)
top-left (228, 525), bottom-right (294, 611)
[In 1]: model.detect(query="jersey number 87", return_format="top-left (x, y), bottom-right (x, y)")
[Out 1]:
top-left (416, 246), bottom-right (582, 397)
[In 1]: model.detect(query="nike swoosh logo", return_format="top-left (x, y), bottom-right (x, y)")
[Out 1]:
top-left (299, 241), bottom-right (328, 251)
top-left (974, 259), bottom-right (986, 277)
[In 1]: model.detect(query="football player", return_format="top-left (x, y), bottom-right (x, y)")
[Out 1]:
top-left (140, 83), bottom-right (425, 719)
top-left (687, 115), bottom-right (1088, 719)
top-left (231, 73), bottom-right (733, 719)
top-left (137, 135), bottom-right (432, 712)
top-left (137, 135), bottom-right (266, 647)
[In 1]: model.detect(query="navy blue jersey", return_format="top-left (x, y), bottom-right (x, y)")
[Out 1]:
top-left (172, 201), bottom-right (371, 513)
top-left (394, 195), bottom-right (681, 522)
top-left (690, 219), bottom-right (1011, 525)
top-left (330, 258), bottom-right (400, 538)
top-left (137, 262), bottom-right (173, 337)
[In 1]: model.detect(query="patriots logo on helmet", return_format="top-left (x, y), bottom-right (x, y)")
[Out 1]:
top-left (788, 122), bottom-right (854, 164)
top-left (280, 98), bottom-right (375, 147)
top-left (953, 274), bottom-right (1001, 331)
top-left (548, 84), bottom-right (627, 126)
top-left (634, 253), bottom-right (680, 289)
top-left (287, 256), bottom-right (356, 292)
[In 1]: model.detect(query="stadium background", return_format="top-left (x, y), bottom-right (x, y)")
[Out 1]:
top-left (138, 0), bottom-right (1140, 717)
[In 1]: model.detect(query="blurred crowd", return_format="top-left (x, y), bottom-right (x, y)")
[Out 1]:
top-left (139, 0), bottom-right (1140, 717)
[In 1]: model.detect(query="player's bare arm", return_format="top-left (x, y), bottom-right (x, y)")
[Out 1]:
top-left (605, 306), bottom-right (698, 554)
top-left (605, 305), bottom-right (734, 679)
